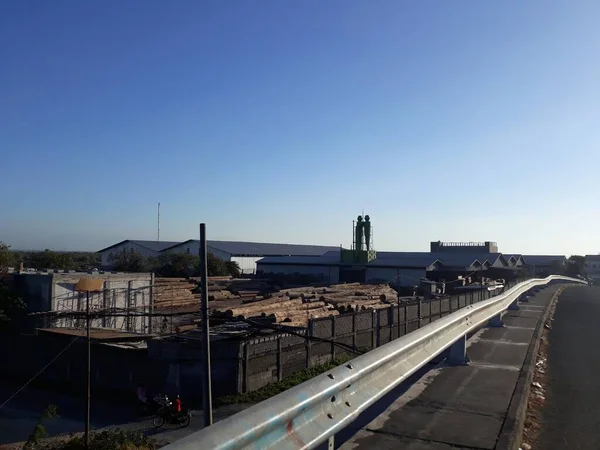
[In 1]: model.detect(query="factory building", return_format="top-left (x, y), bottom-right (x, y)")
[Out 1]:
top-left (584, 255), bottom-right (600, 281)
top-left (257, 217), bottom-right (527, 287)
top-left (521, 255), bottom-right (568, 277)
top-left (430, 241), bottom-right (499, 253)
top-left (98, 240), bottom-right (182, 268)
top-left (98, 239), bottom-right (338, 274)
top-left (163, 240), bottom-right (339, 274)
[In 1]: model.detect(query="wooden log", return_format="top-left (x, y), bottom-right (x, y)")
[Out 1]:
top-left (222, 299), bottom-right (304, 317)
top-left (242, 296), bottom-right (292, 306)
top-left (175, 324), bottom-right (198, 333)
top-left (272, 307), bottom-right (335, 321)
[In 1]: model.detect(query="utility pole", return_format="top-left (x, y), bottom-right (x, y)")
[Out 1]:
top-left (74, 278), bottom-right (103, 450)
top-left (199, 223), bottom-right (213, 426)
top-left (86, 290), bottom-right (91, 449)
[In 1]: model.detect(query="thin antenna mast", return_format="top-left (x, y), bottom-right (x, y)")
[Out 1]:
top-left (157, 202), bottom-right (160, 241)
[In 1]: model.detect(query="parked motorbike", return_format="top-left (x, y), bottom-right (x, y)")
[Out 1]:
top-left (139, 393), bottom-right (169, 416)
top-left (152, 400), bottom-right (192, 428)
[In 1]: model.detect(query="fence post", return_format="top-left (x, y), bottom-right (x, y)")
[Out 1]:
top-left (438, 298), bottom-right (442, 319)
top-left (243, 342), bottom-right (249, 392)
top-left (331, 315), bottom-right (336, 360)
top-left (417, 298), bottom-right (422, 328)
top-left (388, 306), bottom-right (393, 342)
top-left (306, 320), bottom-right (313, 368)
top-left (277, 335), bottom-right (283, 381)
top-left (127, 281), bottom-right (132, 332)
top-left (371, 310), bottom-right (376, 349)
top-left (376, 309), bottom-right (381, 347)
top-left (102, 284), bottom-right (108, 328)
top-left (352, 314), bottom-right (357, 350)
top-left (396, 303), bottom-right (401, 339)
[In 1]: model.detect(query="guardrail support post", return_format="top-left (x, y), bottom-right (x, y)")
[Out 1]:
top-left (448, 335), bottom-right (469, 365)
top-left (508, 299), bottom-right (519, 311)
top-left (489, 312), bottom-right (503, 327)
top-left (328, 435), bottom-right (335, 450)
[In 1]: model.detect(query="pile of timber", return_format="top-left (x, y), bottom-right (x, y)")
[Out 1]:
top-left (208, 283), bottom-right (404, 327)
top-left (211, 296), bottom-right (338, 327)
top-left (154, 278), bottom-right (200, 309)
top-left (313, 283), bottom-right (402, 313)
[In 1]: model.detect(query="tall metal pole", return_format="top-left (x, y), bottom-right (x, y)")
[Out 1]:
top-left (199, 223), bottom-right (213, 427)
top-left (85, 291), bottom-right (91, 449)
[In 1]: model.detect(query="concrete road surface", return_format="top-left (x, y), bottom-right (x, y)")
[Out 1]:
top-left (536, 286), bottom-right (600, 449)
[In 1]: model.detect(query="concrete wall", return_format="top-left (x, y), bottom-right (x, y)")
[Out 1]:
top-left (100, 242), bottom-right (161, 267)
top-left (17, 271), bottom-right (153, 334)
top-left (0, 334), bottom-right (167, 397)
top-left (257, 264), bottom-right (340, 283)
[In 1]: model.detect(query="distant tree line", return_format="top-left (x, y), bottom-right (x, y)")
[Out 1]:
top-left (0, 241), bottom-right (240, 278)
top-left (108, 250), bottom-right (241, 277)
top-left (0, 243), bottom-right (101, 271)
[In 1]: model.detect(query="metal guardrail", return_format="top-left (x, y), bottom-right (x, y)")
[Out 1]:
top-left (164, 276), bottom-right (586, 450)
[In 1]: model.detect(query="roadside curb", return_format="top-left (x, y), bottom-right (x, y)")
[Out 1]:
top-left (495, 284), bottom-right (570, 450)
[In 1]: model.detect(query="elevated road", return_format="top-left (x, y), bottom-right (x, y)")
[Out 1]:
top-left (339, 284), bottom-right (564, 449)
top-left (536, 286), bottom-right (600, 449)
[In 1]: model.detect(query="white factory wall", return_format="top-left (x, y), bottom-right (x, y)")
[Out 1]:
top-left (50, 273), bottom-right (153, 333)
top-left (165, 242), bottom-right (261, 274)
top-left (366, 268), bottom-right (426, 287)
top-left (231, 256), bottom-right (263, 274)
top-left (257, 264), bottom-right (340, 283)
top-left (100, 242), bottom-right (161, 267)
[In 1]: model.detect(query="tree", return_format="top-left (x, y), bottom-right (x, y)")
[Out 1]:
top-left (0, 242), bottom-right (16, 270)
top-left (567, 255), bottom-right (585, 277)
top-left (202, 253), bottom-right (241, 277)
top-left (0, 283), bottom-right (26, 333)
top-left (28, 250), bottom-right (77, 270)
top-left (225, 261), bottom-right (241, 278)
top-left (109, 250), bottom-right (148, 272)
top-left (24, 404), bottom-right (59, 449)
top-left (156, 253), bottom-right (198, 277)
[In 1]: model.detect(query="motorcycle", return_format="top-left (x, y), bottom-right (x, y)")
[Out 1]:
top-left (152, 400), bottom-right (192, 428)
top-left (139, 393), bottom-right (169, 416)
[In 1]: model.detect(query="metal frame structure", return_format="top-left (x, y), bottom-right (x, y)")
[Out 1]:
top-left (162, 275), bottom-right (586, 450)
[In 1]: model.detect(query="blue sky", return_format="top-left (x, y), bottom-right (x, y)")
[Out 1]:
top-left (1, 1), bottom-right (599, 255)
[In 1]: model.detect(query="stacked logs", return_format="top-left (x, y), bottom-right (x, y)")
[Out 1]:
top-left (153, 278), bottom-right (200, 309)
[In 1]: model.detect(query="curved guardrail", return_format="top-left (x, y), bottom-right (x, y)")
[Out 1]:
top-left (164, 276), bottom-right (586, 450)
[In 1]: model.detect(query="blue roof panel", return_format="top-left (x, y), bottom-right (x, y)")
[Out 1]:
top-left (206, 240), bottom-right (339, 257)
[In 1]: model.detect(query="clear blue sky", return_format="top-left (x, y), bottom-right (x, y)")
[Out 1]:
top-left (1, 1), bottom-right (599, 255)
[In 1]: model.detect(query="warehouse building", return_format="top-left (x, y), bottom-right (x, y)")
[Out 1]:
top-left (257, 251), bottom-right (506, 287)
top-left (163, 240), bottom-right (339, 274)
top-left (98, 239), bottom-right (338, 274)
top-left (521, 255), bottom-right (568, 277)
top-left (98, 240), bottom-right (182, 268)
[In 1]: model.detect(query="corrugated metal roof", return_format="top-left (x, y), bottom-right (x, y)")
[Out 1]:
top-left (370, 252), bottom-right (441, 268)
top-left (258, 251), bottom-right (488, 270)
top-left (522, 255), bottom-right (567, 266)
top-left (202, 240), bottom-right (338, 256)
top-left (258, 251), bottom-right (341, 265)
top-left (97, 240), bottom-right (183, 253)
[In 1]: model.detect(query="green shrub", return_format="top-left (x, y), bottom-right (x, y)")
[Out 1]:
top-left (41, 429), bottom-right (156, 450)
